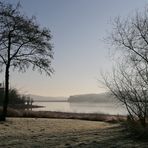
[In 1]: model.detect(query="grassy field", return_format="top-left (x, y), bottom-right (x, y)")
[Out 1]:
top-left (0, 118), bottom-right (148, 148)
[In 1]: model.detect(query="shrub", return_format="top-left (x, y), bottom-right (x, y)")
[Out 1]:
top-left (123, 116), bottom-right (148, 140)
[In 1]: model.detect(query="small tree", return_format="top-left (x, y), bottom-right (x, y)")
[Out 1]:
top-left (103, 7), bottom-right (148, 128)
top-left (102, 63), bottom-right (148, 128)
top-left (0, 2), bottom-right (53, 121)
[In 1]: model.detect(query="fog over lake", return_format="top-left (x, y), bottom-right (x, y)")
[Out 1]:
top-left (31, 93), bottom-right (128, 115)
top-left (33, 101), bottom-right (128, 115)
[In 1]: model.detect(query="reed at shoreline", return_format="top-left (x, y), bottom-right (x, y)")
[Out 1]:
top-left (0, 107), bottom-right (126, 123)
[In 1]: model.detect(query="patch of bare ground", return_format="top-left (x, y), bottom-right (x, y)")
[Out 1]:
top-left (0, 118), bottom-right (148, 147)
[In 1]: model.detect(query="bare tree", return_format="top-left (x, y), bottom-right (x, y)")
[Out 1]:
top-left (0, 2), bottom-right (53, 121)
top-left (103, 7), bottom-right (148, 128)
top-left (102, 63), bottom-right (148, 127)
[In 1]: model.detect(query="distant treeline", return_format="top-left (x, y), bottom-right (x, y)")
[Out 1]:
top-left (68, 93), bottom-right (116, 103)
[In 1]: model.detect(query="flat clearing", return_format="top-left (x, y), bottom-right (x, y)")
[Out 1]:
top-left (0, 118), bottom-right (147, 147)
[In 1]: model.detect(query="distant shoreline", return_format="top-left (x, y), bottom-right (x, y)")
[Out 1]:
top-left (35, 100), bottom-right (68, 102)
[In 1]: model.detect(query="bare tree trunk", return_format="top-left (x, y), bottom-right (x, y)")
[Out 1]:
top-left (0, 30), bottom-right (11, 121)
top-left (0, 66), bottom-right (9, 121)
top-left (140, 117), bottom-right (146, 128)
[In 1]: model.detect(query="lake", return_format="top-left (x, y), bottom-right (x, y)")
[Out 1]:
top-left (33, 101), bottom-right (128, 115)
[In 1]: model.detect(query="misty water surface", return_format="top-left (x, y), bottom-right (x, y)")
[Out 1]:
top-left (33, 101), bottom-right (128, 115)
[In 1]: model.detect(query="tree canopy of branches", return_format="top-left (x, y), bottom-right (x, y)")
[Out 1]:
top-left (0, 2), bottom-right (53, 121)
top-left (103, 7), bottom-right (148, 128)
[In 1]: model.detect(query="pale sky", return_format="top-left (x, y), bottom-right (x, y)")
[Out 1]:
top-left (1, 0), bottom-right (147, 97)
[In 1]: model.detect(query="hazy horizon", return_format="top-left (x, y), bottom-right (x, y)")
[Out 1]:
top-left (29, 91), bottom-right (109, 99)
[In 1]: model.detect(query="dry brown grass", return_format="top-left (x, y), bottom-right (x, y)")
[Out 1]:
top-left (0, 107), bottom-right (127, 123)
top-left (0, 118), bottom-right (148, 147)
top-left (0, 118), bottom-right (115, 147)
top-left (0, 118), bottom-right (113, 136)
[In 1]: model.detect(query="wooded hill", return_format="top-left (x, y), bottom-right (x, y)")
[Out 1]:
top-left (68, 92), bottom-right (117, 103)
